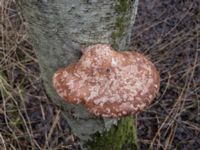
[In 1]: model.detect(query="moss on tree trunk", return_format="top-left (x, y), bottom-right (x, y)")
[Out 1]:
top-left (86, 116), bottom-right (138, 150)
top-left (16, 0), bottom-right (139, 149)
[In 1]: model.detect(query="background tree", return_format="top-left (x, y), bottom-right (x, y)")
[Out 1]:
top-left (16, 0), bottom-right (139, 149)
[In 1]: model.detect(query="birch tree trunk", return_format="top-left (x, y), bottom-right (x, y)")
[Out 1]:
top-left (16, 0), bottom-right (139, 149)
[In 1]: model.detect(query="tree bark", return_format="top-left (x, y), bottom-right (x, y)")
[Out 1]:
top-left (16, 0), bottom-right (139, 149)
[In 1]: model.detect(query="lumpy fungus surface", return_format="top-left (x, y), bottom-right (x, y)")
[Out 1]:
top-left (53, 44), bottom-right (160, 117)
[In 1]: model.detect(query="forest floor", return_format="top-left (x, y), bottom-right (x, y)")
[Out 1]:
top-left (0, 0), bottom-right (200, 150)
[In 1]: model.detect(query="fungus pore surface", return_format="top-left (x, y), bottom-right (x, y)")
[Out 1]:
top-left (53, 44), bottom-right (160, 117)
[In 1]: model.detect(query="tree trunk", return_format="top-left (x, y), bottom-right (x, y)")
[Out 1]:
top-left (16, 0), bottom-right (139, 149)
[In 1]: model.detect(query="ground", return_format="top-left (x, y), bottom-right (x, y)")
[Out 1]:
top-left (0, 0), bottom-right (200, 149)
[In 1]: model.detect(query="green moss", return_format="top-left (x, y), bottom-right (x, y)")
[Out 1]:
top-left (85, 116), bottom-right (138, 150)
top-left (112, 0), bottom-right (132, 48)
top-left (111, 17), bottom-right (125, 38)
top-left (115, 0), bottom-right (131, 13)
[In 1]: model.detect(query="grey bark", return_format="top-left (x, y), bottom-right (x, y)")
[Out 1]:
top-left (16, 0), bottom-right (139, 149)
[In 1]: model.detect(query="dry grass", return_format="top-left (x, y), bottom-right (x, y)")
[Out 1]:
top-left (0, 0), bottom-right (76, 149)
top-left (0, 0), bottom-right (200, 150)
top-left (133, 0), bottom-right (200, 149)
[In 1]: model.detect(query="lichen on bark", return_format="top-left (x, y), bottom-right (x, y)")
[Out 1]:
top-left (111, 0), bottom-right (132, 48)
top-left (112, 0), bottom-right (139, 50)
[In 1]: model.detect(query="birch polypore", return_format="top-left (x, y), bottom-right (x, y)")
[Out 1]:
top-left (53, 44), bottom-right (160, 117)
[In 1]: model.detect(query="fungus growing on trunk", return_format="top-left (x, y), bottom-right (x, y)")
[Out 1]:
top-left (53, 44), bottom-right (160, 117)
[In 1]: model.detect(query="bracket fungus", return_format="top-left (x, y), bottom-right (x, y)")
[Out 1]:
top-left (53, 44), bottom-right (160, 117)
